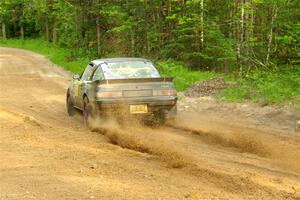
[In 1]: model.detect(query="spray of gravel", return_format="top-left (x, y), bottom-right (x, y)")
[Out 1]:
top-left (172, 113), bottom-right (300, 173)
top-left (88, 110), bottom-right (300, 173)
top-left (88, 115), bottom-right (280, 196)
top-left (89, 116), bottom-right (196, 169)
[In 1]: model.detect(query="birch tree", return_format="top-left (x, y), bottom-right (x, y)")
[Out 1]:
top-left (266, 0), bottom-right (277, 64)
top-left (0, 0), bottom-right (10, 40)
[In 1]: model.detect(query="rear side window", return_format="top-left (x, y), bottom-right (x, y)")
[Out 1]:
top-left (81, 64), bottom-right (94, 81)
top-left (92, 66), bottom-right (104, 81)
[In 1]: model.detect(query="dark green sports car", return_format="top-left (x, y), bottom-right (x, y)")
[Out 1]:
top-left (66, 58), bottom-right (177, 126)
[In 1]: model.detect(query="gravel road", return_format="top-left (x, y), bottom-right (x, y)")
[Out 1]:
top-left (0, 47), bottom-right (299, 200)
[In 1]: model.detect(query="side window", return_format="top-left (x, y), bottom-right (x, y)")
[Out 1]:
top-left (92, 66), bottom-right (104, 81)
top-left (80, 64), bottom-right (94, 81)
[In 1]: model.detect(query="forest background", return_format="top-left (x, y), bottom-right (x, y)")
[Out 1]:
top-left (0, 0), bottom-right (299, 108)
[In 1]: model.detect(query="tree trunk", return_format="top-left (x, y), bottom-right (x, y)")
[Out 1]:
top-left (236, 43), bottom-right (241, 75)
top-left (156, 8), bottom-right (161, 50)
top-left (246, 0), bottom-right (255, 72)
top-left (200, 0), bottom-right (204, 49)
top-left (52, 21), bottom-right (58, 43)
top-left (229, 2), bottom-right (233, 39)
top-left (20, 25), bottom-right (24, 40)
top-left (240, 0), bottom-right (244, 44)
top-left (266, 2), bottom-right (277, 64)
top-left (2, 22), bottom-right (6, 40)
top-left (20, 8), bottom-right (24, 40)
top-left (130, 30), bottom-right (135, 56)
top-left (74, 4), bottom-right (80, 50)
top-left (238, 0), bottom-right (244, 77)
top-left (145, 0), bottom-right (151, 55)
top-left (96, 20), bottom-right (101, 56)
top-left (45, 18), bottom-right (50, 42)
top-left (250, 1), bottom-right (255, 38)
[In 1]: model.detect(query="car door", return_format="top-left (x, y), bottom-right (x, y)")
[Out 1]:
top-left (74, 63), bottom-right (94, 108)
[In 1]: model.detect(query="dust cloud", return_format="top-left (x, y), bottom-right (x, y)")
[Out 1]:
top-left (89, 116), bottom-right (195, 169)
top-left (173, 112), bottom-right (300, 173)
top-left (87, 110), bottom-right (300, 174)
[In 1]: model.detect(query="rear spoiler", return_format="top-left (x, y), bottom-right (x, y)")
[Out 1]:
top-left (96, 77), bottom-right (174, 84)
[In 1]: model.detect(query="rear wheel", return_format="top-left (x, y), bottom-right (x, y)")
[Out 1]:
top-left (152, 111), bottom-right (166, 126)
top-left (83, 97), bottom-right (91, 128)
top-left (66, 96), bottom-right (76, 116)
top-left (83, 97), bottom-right (100, 128)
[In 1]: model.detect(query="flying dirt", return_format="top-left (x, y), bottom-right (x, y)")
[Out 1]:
top-left (0, 47), bottom-right (299, 200)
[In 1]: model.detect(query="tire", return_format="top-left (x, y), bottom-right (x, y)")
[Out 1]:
top-left (83, 97), bottom-right (100, 128)
top-left (66, 95), bottom-right (76, 116)
top-left (83, 97), bottom-right (91, 128)
top-left (152, 112), bottom-right (166, 126)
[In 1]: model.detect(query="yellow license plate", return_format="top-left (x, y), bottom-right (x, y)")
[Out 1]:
top-left (130, 105), bottom-right (148, 114)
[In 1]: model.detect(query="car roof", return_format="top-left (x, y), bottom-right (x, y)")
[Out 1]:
top-left (92, 57), bottom-right (150, 65)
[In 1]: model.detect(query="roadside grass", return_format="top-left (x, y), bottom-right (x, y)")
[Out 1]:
top-left (1, 38), bottom-right (299, 106)
top-left (158, 61), bottom-right (299, 106)
top-left (217, 66), bottom-right (300, 105)
top-left (0, 38), bottom-right (88, 74)
top-left (156, 61), bottom-right (223, 91)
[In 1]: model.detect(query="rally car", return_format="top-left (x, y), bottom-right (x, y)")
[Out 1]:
top-left (66, 58), bottom-right (177, 126)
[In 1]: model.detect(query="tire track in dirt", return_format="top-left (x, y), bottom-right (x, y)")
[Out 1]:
top-left (168, 120), bottom-right (300, 174)
top-left (0, 108), bottom-right (45, 128)
top-left (167, 124), bottom-right (269, 157)
top-left (89, 119), bottom-right (286, 198)
top-left (90, 119), bottom-right (191, 169)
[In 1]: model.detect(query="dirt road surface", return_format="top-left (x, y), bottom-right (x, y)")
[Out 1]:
top-left (0, 47), bottom-right (299, 200)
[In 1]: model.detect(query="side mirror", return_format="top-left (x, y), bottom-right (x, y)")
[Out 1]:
top-left (73, 74), bottom-right (80, 80)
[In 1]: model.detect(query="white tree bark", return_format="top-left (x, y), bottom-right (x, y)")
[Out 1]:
top-left (240, 0), bottom-right (244, 43)
top-left (200, 0), bottom-right (204, 48)
top-left (238, 0), bottom-right (245, 77)
top-left (266, 2), bottom-right (277, 64)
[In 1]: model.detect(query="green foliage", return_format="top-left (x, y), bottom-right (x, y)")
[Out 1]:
top-left (1, 0), bottom-right (299, 106)
top-left (1, 38), bottom-right (298, 105)
top-left (198, 23), bottom-right (236, 71)
top-left (218, 66), bottom-right (300, 104)
top-left (156, 61), bottom-right (217, 91)
top-left (276, 22), bottom-right (300, 65)
top-left (1, 0), bottom-right (300, 72)
top-left (217, 86), bottom-right (252, 102)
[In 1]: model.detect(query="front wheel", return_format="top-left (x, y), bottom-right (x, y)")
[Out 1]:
top-left (67, 96), bottom-right (76, 116)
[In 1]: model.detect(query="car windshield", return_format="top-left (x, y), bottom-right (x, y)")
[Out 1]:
top-left (102, 61), bottom-right (160, 79)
